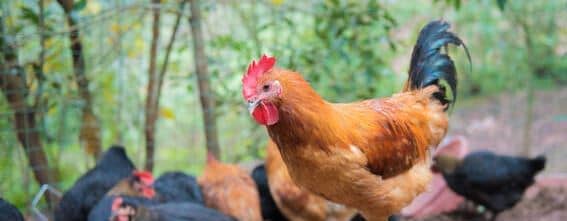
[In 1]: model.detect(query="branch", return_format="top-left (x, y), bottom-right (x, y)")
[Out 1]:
top-left (0, 10), bottom-right (58, 206)
top-left (32, 0), bottom-right (50, 144)
top-left (157, 0), bottom-right (186, 99)
top-left (188, 0), bottom-right (221, 159)
top-left (230, 1), bottom-right (262, 56)
top-left (144, 0), bottom-right (162, 171)
top-left (56, 0), bottom-right (102, 159)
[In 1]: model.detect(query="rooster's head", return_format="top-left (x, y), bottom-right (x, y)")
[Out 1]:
top-left (242, 55), bottom-right (281, 125)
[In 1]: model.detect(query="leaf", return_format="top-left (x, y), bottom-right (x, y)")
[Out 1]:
top-left (496, 0), bottom-right (506, 11)
top-left (20, 6), bottom-right (40, 25)
top-left (271, 0), bottom-right (284, 6)
top-left (160, 107), bottom-right (176, 120)
top-left (454, 0), bottom-right (461, 10)
top-left (110, 23), bottom-right (120, 33)
top-left (86, 1), bottom-right (102, 14)
top-left (73, 0), bottom-right (87, 12)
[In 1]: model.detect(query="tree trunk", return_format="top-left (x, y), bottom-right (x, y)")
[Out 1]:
top-left (188, 0), bottom-right (221, 159)
top-left (144, 0), bottom-right (186, 171)
top-left (519, 21), bottom-right (534, 156)
top-left (144, 0), bottom-right (162, 171)
top-left (56, 0), bottom-right (102, 159)
top-left (0, 14), bottom-right (58, 206)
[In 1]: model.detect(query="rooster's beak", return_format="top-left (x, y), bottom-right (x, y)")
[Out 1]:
top-left (248, 99), bottom-right (260, 114)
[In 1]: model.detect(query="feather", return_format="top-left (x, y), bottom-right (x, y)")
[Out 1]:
top-left (407, 20), bottom-right (471, 108)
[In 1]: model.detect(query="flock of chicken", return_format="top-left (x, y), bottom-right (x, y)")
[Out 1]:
top-left (0, 20), bottom-right (548, 221)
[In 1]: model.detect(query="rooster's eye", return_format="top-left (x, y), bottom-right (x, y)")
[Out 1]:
top-left (262, 84), bottom-right (270, 92)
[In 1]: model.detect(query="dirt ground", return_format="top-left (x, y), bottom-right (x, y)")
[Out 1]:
top-left (404, 187), bottom-right (567, 221)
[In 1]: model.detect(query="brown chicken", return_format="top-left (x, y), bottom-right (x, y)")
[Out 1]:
top-left (107, 171), bottom-right (156, 198)
top-left (198, 153), bottom-right (262, 221)
top-left (266, 140), bottom-right (356, 221)
top-left (241, 21), bottom-right (469, 221)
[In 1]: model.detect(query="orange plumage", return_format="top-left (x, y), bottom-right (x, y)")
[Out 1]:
top-left (266, 140), bottom-right (356, 221)
top-left (242, 21), bottom-right (469, 221)
top-left (198, 153), bottom-right (262, 221)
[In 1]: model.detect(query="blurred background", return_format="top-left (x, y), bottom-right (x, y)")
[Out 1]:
top-left (0, 0), bottom-right (565, 216)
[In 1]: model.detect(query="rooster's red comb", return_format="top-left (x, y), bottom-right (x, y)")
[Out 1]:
top-left (111, 197), bottom-right (124, 211)
top-left (242, 55), bottom-right (276, 100)
top-left (133, 170), bottom-right (154, 185)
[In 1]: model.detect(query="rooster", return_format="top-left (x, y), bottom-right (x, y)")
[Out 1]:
top-left (241, 21), bottom-right (469, 221)
top-left (106, 171), bottom-right (156, 198)
top-left (198, 153), bottom-right (262, 221)
top-left (266, 140), bottom-right (356, 221)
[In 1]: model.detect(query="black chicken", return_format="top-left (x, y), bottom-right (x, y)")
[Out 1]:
top-left (433, 151), bottom-right (546, 220)
top-left (350, 213), bottom-right (399, 221)
top-left (0, 198), bottom-right (24, 221)
top-left (55, 146), bottom-right (136, 221)
top-left (110, 196), bottom-right (235, 221)
top-left (88, 195), bottom-right (158, 221)
top-left (251, 164), bottom-right (287, 221)
top-left (153, 171), bottom-right (204, 204)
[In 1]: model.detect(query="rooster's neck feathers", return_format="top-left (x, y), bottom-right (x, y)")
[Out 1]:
top-left (266, 71), bottom-right (350, 149)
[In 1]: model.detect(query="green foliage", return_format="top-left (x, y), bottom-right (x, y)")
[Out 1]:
top-left (20, 5), bottom-right (40, 25)
top-left (73, 0), bottom-right (87, 12)
top-left (301, 0), bottom-right (398, 100)
top-left (496, 0), bottom-right (507, 11)
top-left (436, 0), bottom-right (507, 11)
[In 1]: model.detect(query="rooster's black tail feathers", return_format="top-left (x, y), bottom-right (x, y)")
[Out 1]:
top-left (407, 20), bottom-right (471, 110)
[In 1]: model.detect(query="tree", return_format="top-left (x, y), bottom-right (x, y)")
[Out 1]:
top-left (144, 0), bottom-right (162, 171)
top-left (144, 0), bottom-right (187, 171)
top-left (188, 0), bottom-right (221, 159)
top-left (0, 11), bottom-right (58, 206)
top-left (56, 0), bottom-right (102, 159)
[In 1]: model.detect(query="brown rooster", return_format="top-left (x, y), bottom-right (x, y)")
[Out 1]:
top-left (241, 21), bottom-right (469, 221)
top-left (198, 153), bottom-right (262, 221)
top-left (266, 140), bottom-right (356, 221)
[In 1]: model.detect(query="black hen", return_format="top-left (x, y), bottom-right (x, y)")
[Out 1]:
top-left (55, 146), bottom-right (136, 221)
top-left (87, 195), bottom-right (157, 221)
top-left (407, 20), bottom-right (471, 109)
top-left (350, 213), bottom-right (399, 221)
top-left (251, 164), bottom-right (287, 221)
top-left (110, 196), bottom-right (235, 221)
top-left (154, 171), bottom-right (204, 204)
top-left (0, 198), bottom-right (24, 221)
top-left (433, 151), bottom-right (546, 220)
